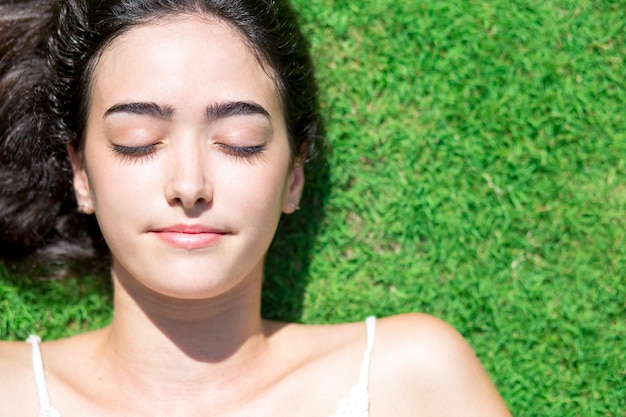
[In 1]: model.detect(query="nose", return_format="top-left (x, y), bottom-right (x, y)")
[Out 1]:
top-left (165, 141), bottom-right (212, 210)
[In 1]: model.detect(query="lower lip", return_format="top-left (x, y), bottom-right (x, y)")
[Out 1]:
top-left (153, 231), bottom-right (226, 249)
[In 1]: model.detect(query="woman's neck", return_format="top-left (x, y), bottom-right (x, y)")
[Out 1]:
top-left (92, 265), bottom-right (274, 411)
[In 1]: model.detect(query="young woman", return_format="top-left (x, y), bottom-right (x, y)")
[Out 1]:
top-left (0, 1), bottom-right (511, 416)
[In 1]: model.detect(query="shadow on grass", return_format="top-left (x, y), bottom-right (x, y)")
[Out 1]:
top-left (262, 150), bottom-right (331, 322)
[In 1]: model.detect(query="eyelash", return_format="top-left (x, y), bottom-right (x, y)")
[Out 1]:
top-left (112, 144), bottom-right (159, 161)
top-left (217, 144), bottom-right (266, 160)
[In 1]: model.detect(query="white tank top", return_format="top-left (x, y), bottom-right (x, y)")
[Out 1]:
top-left (27, 316), bottom-right (377, 417)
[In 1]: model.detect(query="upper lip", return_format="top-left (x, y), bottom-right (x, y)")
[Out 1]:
top-left (151, 224), bottom-right (229, 234)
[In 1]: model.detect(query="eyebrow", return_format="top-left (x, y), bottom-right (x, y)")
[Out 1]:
top-left (104, 102), bottom-right (174, 120)
top-left (103, 101), bottom-right (270, 122)
top-left (205, 101), bottom-right (270, 121)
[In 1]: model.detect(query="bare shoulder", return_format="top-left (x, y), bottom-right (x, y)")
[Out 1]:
top-left (266, 318), bottom-right (373, 371)
top-left (370, 314), bottom-right (511, 417)
top-left (0, 340), bottom-right (40, 417)
top-left (373, 313), bottom-right (476, 358)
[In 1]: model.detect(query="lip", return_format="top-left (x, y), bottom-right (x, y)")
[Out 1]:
top-left (151, 224), bottom-right (229, 249)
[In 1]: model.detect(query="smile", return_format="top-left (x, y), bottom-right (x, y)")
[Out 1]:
top-left (151, 225), bottom-right (228, 249)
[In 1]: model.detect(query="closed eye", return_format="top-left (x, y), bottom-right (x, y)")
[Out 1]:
top-left (218, 144), bottom-right (266, 159)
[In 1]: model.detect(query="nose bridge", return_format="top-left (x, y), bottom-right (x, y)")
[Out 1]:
top-left (166, 135), bottom-right (211, 208)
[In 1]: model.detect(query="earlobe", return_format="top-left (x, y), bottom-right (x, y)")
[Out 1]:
top-left (66, 145), bottom-right (94, 214)
top-left (282, 161), bottom-right (305, 214)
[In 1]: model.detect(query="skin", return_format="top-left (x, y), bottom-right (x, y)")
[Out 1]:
top-left (0, 16), bottom-right (512, 417)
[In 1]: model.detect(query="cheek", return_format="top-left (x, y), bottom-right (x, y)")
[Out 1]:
top-left (233, 161), bottom-right (291, 208)
top-left (86, 159), bottom-right (159, 223)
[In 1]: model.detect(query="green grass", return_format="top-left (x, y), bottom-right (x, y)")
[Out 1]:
top-left (1, 0), bottom-right (625, 415)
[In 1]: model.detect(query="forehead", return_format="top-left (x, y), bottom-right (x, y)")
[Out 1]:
top-left (88, 16), bottom-right (282, 116)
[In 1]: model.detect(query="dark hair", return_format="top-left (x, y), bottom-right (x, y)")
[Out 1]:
top-left (0, 0), bottom-right (324, 277)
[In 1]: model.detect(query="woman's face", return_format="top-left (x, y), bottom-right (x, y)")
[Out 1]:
top-left (69, 16), bottom-right (304, 299)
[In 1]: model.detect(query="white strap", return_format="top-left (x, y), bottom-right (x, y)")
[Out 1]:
top-left (357, 316), bottom-right (376, 387)
top-left (328, 316), bottom-right (376, 417)
top-left (26, 335), bottom-right (61, 417)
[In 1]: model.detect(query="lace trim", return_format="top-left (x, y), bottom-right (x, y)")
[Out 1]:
top-left (328, 382), bottom-right (369, 417)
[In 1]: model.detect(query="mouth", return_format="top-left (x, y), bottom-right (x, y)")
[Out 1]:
top-left (151, 224), bottom-right (229, 249)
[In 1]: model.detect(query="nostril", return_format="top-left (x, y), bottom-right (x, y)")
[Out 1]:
top-left (195, 197), bottom-right (210, 206)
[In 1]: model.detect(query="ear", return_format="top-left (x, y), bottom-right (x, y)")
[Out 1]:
top-left (282, 160), bottom-right (305, 214)
top-left (67, 145), bottom-right (94, 214)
